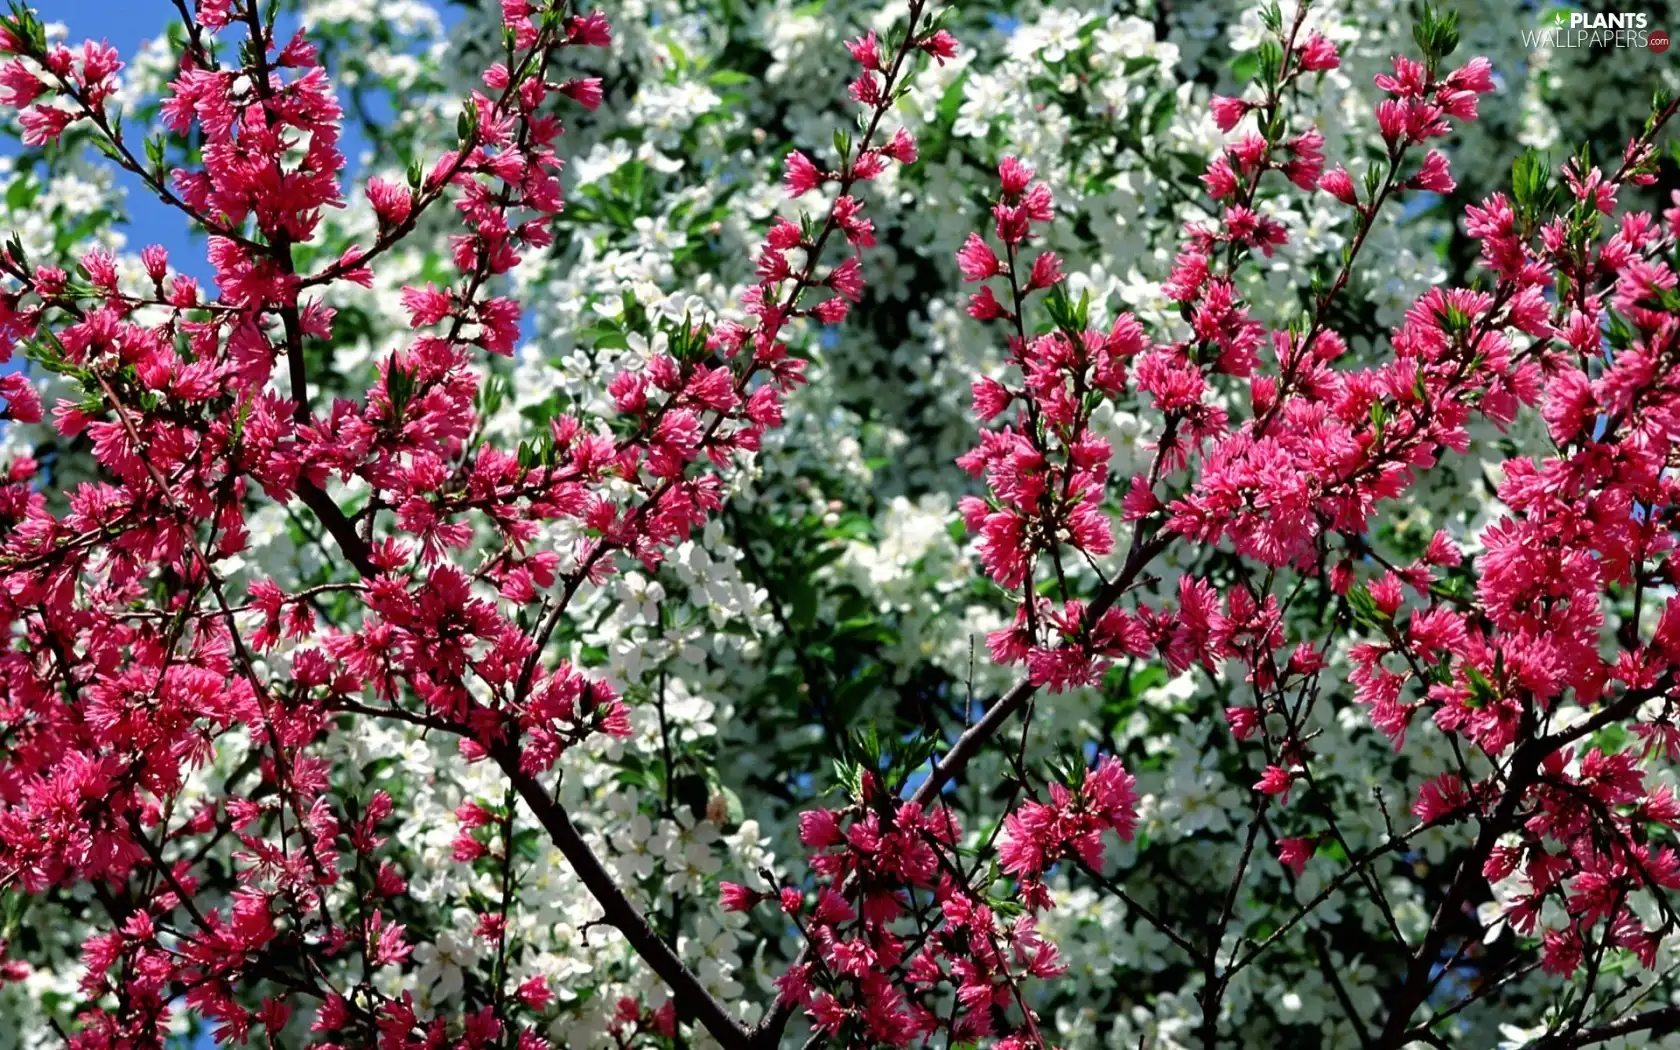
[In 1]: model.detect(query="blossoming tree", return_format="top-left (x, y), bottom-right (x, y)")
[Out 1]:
top-left (2, 0), bottom-right (1680, 1048)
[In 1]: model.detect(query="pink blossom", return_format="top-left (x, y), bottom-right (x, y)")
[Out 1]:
top-left (971, 376), bottom-right (1011, 420)
top-left (1409, 149), bottom-right (1456, 193)
top-left (968, 284), bottom-right (1005, 321)
top-left (919, 29), bottom-right (959, 64)
top-left (1201, 156), bottom-right (1239, 199)
top-left (1374, 55), bottom-right (1428, 98)
top-left (826, 256), bottom-right (866, 302)
top-left (1412, 774), bottom-right (1470, 824)
top-left (1295, 31), bottom-right (1340, 71)
top-left (1210, 95), bottom-right (1250, 132)
top-left (1277, 837), bottom-right (1314, 875)
top-left (140, 244), bottom-right (169, 282)
top-left (1446, 56), bottom-right (1494, 94)
top-left (1376, 98), bottom-right (1407, 144)
top-left (567, 9), bottom-right (612, 46)
top-left (1255, 765), bottom-right (1292, 803)
top-left (784, 150), bottom-right (823, 197)
top-left (0, 59), bottom-right (43, 106)
top-left (846, 31), bottom-right (882, 69)
top-left (883, 127), bottom-right (919, 163)
top-left (1025, 251), bottom-right (1063, 291)
top-left (998, 155), bottom-right (1033, 195)
top-left (0, 373), bottom-right (40, 423)
top-left (561, 77), bottom-right (604, 110)
top-left (1318, 166), bottom-right (1357, 205)
top-left (719, 882), bottom-right (762, 912)
top-left (17, 104), bottom-right (73, 145)
top-left (956, 233), bottom-right (1000, 281)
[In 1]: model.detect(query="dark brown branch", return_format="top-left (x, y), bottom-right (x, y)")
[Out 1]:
top-left (296, 478), bottom-right (377, 577)
top-left (750, 528), bottom-right (1171, 1048)
top-left (1375, 746), bottom-right (1536, 1048)
top-left (910, 529), bottom-right (1171, 809)
top-left (1529, 1006), bottom-right (1680, 1050)
top-left (488, 744), bottom-right (751, 1050)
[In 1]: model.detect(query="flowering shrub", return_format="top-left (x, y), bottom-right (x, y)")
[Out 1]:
top-left (2, 0), bottom-right (1680, 1049)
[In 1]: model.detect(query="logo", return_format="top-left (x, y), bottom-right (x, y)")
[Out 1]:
top-left (1566, 11), bottom-right (1648, 28)
top-left (1524, 7), bottom-right (1662, 49)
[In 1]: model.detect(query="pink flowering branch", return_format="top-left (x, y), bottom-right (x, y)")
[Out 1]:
top-left (7, 0), bottom-right (1680, 1045)
top-left (0, 0), bottom-right (949, 1044)
top-left (733, 5), bottom-right (1680, 1049)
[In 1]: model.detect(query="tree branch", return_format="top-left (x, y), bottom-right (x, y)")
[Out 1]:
top-left (910, 528), bottom-right (1170, 808)
top-left (488, 744), bottom-right (751, 1050)
top-left (295, 477), bottom-right (377, 578)
top-left (1529, 1006), bottom-right (1680, 1050)
top-left (751, 527), bottom-right (1171, 1048)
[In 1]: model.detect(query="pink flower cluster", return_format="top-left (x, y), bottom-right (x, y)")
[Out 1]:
top-left (953, 158), bottom-right (1163, 693)
top-left (1331, 136), bottom-right (1680, 976)
top-left (996, 756), bottom-right (1138, 907)
top-left (9, 0), bottom-right (1680, 1041)
top-left (945, 0), bottom-right (1680, 1016)
top-left (1167, 49), bottom-right (1498, 570)
top-left (728, 759), bottom-right (1124, 1049)
top-left (0, 0), bottom-right (947, 1046)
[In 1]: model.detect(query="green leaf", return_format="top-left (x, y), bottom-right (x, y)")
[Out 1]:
top-left (936, 70), bottom-right (969, 128)
top-left (1256, 40), bottom-right (1284, 88)
top-left (1148, 91), bottom-right (1177, 140)
top-left (1345, 583), bottom-right (1387, 628)
top-left (1511, 149), bottom-right (1550, 213)
top-left (4, 174), bottom-right (35, 211)
top-left (1230, 51), bottom-right (1260, 85)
